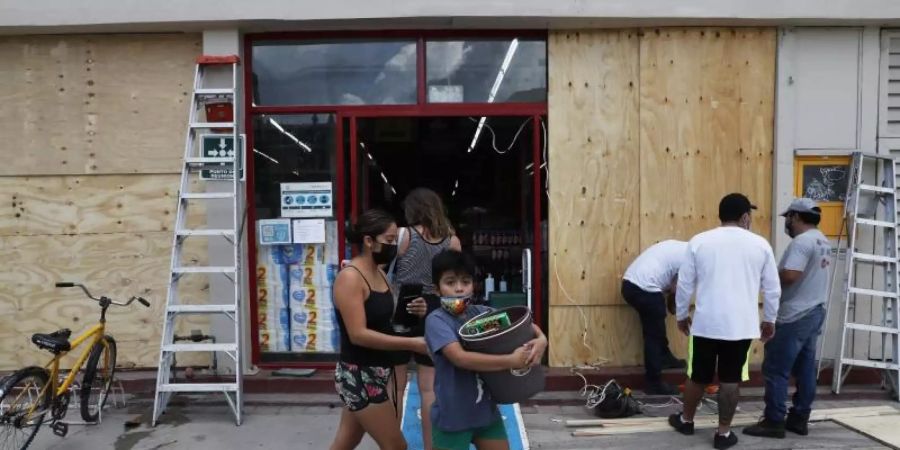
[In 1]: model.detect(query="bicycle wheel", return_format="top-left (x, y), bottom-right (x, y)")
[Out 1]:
top-left (0, 366), bottom-right (51, 450)
top-left (80, 335), bottom-right (117, 422)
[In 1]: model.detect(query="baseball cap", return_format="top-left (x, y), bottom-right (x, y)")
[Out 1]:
top-left (719, 193), bottom-right (757, 221)
top-left (780, 198), bottom-right (821, 216)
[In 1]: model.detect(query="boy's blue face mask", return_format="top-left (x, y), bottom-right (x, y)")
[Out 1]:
top-left (440, 295), bottom-right (472, 316)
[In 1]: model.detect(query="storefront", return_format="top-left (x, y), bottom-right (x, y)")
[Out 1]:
top-left (245, 31), bottom-right (549, 366)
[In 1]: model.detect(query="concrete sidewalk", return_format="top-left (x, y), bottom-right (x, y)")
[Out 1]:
top-left (29, 393), bottom-right (898, 450)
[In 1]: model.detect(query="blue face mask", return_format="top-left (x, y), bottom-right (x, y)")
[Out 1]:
top-left (440, 295), bottom-right (472, 315)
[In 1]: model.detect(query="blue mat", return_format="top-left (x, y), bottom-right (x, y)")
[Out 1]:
top-left (401, 373), bottom-right (528, 450)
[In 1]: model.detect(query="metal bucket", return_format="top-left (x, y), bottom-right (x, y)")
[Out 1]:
top-left (458, 306), bottom-right (545, 404)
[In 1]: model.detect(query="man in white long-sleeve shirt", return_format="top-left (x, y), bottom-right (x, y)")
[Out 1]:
top-left (668, 193), bottom-right (781, 450)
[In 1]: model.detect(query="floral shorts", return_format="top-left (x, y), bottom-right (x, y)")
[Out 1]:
top-left (334, 362), bottom-right (393, 411)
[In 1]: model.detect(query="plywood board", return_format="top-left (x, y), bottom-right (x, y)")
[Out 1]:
top-left (548, 304), bottom-right (763, 368)
top-left (0, 231), bottom-right (210, 370)
top-left (639, 28), bottom-right (775, 247)
top-left (0, 174), bottom-right (212, 236)
top-left (0, 33), bottom-right (200, 176)
top-left (833, 414), bottom-right (900, 448)
top-left (547, 30), bottom-right (640, 308)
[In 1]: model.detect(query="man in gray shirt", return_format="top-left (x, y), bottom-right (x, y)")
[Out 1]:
top-left (745, 198), bottom-right (832, 439)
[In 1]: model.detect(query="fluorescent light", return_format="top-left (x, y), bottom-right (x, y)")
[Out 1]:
top-left (467, 38), bottom-right (519, 153)
top-left (391, 186), bottom-right (397, 195)
top-left (367, 153), bottom-right (374, 161)
top-left (380, 172), bottom-right (389, 184)
top-left (267, 117), bottom-right (313, 153)
top-left (253, 148), bottom-right (279, 164)
top-left (524, 162), bottom-right (534, 171)
top-left (454, 179), bottom-right (459, 188)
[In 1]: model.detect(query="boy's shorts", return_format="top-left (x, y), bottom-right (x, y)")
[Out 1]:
top-left (432, 417), bottom-right (507, 450)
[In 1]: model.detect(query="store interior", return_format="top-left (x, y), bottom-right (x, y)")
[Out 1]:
top-left (353, 116), bottom-right (546, 305)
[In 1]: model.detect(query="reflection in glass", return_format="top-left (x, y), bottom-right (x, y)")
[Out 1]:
top-left (426, 39), bottom-right (546, 103)
top-left (252, 41), bottom-right (417, 106)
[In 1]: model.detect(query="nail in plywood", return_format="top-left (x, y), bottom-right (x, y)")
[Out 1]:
top-left (639, 28), bottom-right (775, 246)
top-left (0, 174), bottom-right (211, 236)
top-left (0, 33), bottom-right (200, 176)
top-left (547, 30), bottom-right (640, 309)
top-left (0, 231), bottom-right (210, 370)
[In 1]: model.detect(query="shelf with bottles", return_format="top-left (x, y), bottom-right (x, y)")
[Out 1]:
top-left (471, 229), bottom-right (527, 248)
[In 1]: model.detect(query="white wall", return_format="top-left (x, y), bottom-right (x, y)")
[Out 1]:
top-left (5, 0), bottom-right (900, 34)
top-left (774, 27), bottom-right (885, 365)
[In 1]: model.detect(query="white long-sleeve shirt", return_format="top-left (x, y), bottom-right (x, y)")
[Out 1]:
top-left (676, 226), bottom-right (781, 340)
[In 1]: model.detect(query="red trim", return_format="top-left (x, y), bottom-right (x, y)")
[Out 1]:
top-left (417, 38), bottom-right (426, 105)
top-left (251, 103), bottom-right (546, 117)
top-left (349, 118), bottom-right (359, 222)
top-left (198, 55), bottom-right (240, 64)
top-left (247, 29), bottom-right (547, 41)
top-left (336, 114), bottom-right (347, 270)
top-left (243, 36), bottom-right (261, 366)
top-left (532, 115), bottom-right (544, 331)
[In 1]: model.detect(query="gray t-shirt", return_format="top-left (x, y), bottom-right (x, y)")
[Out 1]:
top-left (778, 229), bottom-right (832, 324)
top-left (425, 305), bottom-right (500, 432)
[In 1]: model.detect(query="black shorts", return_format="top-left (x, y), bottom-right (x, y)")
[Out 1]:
top-left (688, 336), bottom-right (752, 384)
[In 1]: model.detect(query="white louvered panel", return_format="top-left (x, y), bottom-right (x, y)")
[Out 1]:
top-left (880, 33), bottom-right (900, 137)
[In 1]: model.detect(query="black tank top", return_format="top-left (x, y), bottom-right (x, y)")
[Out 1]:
top-left (335, 266), bottom-right (396, 366)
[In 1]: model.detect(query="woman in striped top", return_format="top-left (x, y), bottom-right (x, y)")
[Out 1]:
top-left (392, 188), bottom-right (461, 450)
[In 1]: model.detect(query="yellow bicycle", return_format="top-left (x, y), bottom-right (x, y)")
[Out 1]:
top-left (0, 282), bottom-right (150, 450)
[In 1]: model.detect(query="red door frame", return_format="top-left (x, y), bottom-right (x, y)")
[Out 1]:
top-left (245, 31), bottom-right (547, 368)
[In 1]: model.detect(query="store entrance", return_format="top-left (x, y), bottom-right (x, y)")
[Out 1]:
top-left (348, 116), bottom-right (546, 310)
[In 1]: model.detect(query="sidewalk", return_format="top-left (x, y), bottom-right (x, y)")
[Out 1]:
top-left (30, 386), bottom-right (899, 450)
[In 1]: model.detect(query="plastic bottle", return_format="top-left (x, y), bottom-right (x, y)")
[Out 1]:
top-left (485, 273), bottom-right (495, 300)
top-left (499, 274), bottom-right (508, 293)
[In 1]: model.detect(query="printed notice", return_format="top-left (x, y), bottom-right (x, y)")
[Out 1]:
top-left (257, 219), bottom-right (292, 245)
top-left (281, 182), bottom-right (333, 218)
top-left (293, 219), bottom-right (326, 244)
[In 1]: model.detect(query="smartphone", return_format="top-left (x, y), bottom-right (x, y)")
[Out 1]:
top-left (393, 284), bottom-right (424, 328)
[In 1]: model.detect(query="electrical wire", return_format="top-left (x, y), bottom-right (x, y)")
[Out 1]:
top-left (467, 116), bottom-right (532, 155)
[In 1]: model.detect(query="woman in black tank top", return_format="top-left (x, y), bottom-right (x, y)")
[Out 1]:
top-left (330, 209), bottom-right (428, 450)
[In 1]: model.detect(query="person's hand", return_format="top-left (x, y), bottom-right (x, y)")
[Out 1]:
top-left (410, 336), bottom-right (428, 355)
top-left (525, 336), bottom-right (547, 367)
top-left (760, 322), bottom-right (776, 343)
top-left (677, 317), bottom-right (692, 336)
top-left (407, 297), bottom-right (428, 318)
top-left (507, 344), bottom-right (531, 370)
top-left (666, 294), bottom-right (676, 315)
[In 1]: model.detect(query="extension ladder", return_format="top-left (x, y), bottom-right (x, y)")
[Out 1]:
top-left (832, 152), bottom-right (900, 400)
top-left (152, 55), bottom-right (245, 425)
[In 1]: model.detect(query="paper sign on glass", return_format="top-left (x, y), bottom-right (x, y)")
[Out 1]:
top-left (293, 219), bottom-right (326, 244)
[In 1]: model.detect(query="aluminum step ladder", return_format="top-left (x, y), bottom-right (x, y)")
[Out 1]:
top-left (832, 152), bottom-right (900, 400)
top-left (152, 55), bottom-right (245, 425)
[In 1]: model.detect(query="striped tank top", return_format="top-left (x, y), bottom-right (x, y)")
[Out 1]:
top-left (394, 227), bottom-right (451, 295)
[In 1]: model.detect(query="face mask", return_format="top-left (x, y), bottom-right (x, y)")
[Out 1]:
top-left (371, 242), bottom-right (397, 265)
top-left (440, 295), bottom-right (471, 316)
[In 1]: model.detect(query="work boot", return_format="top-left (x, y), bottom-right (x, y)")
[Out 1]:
top-left (645, 381), bottom-right (679, 396)
top-left (662, 355), bottom-right (687, 370)
top-left (786, 411), bottom-right (809, 436)
top-left (668, 413), bottom-right (695, 435)
top-left (742, 417), bottom-right (786, 438)
top-left (714, 430), bottom-right (739, 449)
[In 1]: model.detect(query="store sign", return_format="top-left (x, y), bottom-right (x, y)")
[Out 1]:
top-left (258, 219), bottom-right (292, 245)
top-left (281, 182), bottom-right (333, 218)
top-left (429, 85), bottom-right (464, 103)
top-left (200, 134), bottom-right (244, 180)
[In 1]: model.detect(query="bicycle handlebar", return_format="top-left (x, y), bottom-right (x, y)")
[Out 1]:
top-left (55, 282), bottom-right (151, 308)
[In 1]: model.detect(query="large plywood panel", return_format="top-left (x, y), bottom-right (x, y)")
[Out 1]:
top-left (548, 305), bottom-right (764, 368)
top-left (0, 34), bottom-right (200, 176)
top-left (0, 174), bottom-right (210, 236)
top-left (0, 232), bottom-right (209, 370)
top-left (547, 30), bottom-right (640, 308)
top-left (639, 28), bottom-right (775, 247)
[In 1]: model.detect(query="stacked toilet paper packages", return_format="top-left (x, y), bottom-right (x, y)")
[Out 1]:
top-left (256, 220), bottom-right (339, 353)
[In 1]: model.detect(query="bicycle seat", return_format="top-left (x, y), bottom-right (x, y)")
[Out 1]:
top-left (32, 329), bottom-right (72, 353)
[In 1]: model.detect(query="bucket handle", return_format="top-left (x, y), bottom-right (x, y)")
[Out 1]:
top-left (511, 367), bottom-right (532, 377)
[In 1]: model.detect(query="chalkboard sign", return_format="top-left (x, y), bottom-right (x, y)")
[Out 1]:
top-left (802, 164), bottom-right (849, 203)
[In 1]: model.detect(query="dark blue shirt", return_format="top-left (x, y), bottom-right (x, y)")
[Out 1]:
top-left (425, 305), bottom-right (500, 432)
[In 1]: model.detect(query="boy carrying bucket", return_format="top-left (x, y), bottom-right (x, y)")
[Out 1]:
top-left (424, 250), bottom-right (547, 450)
